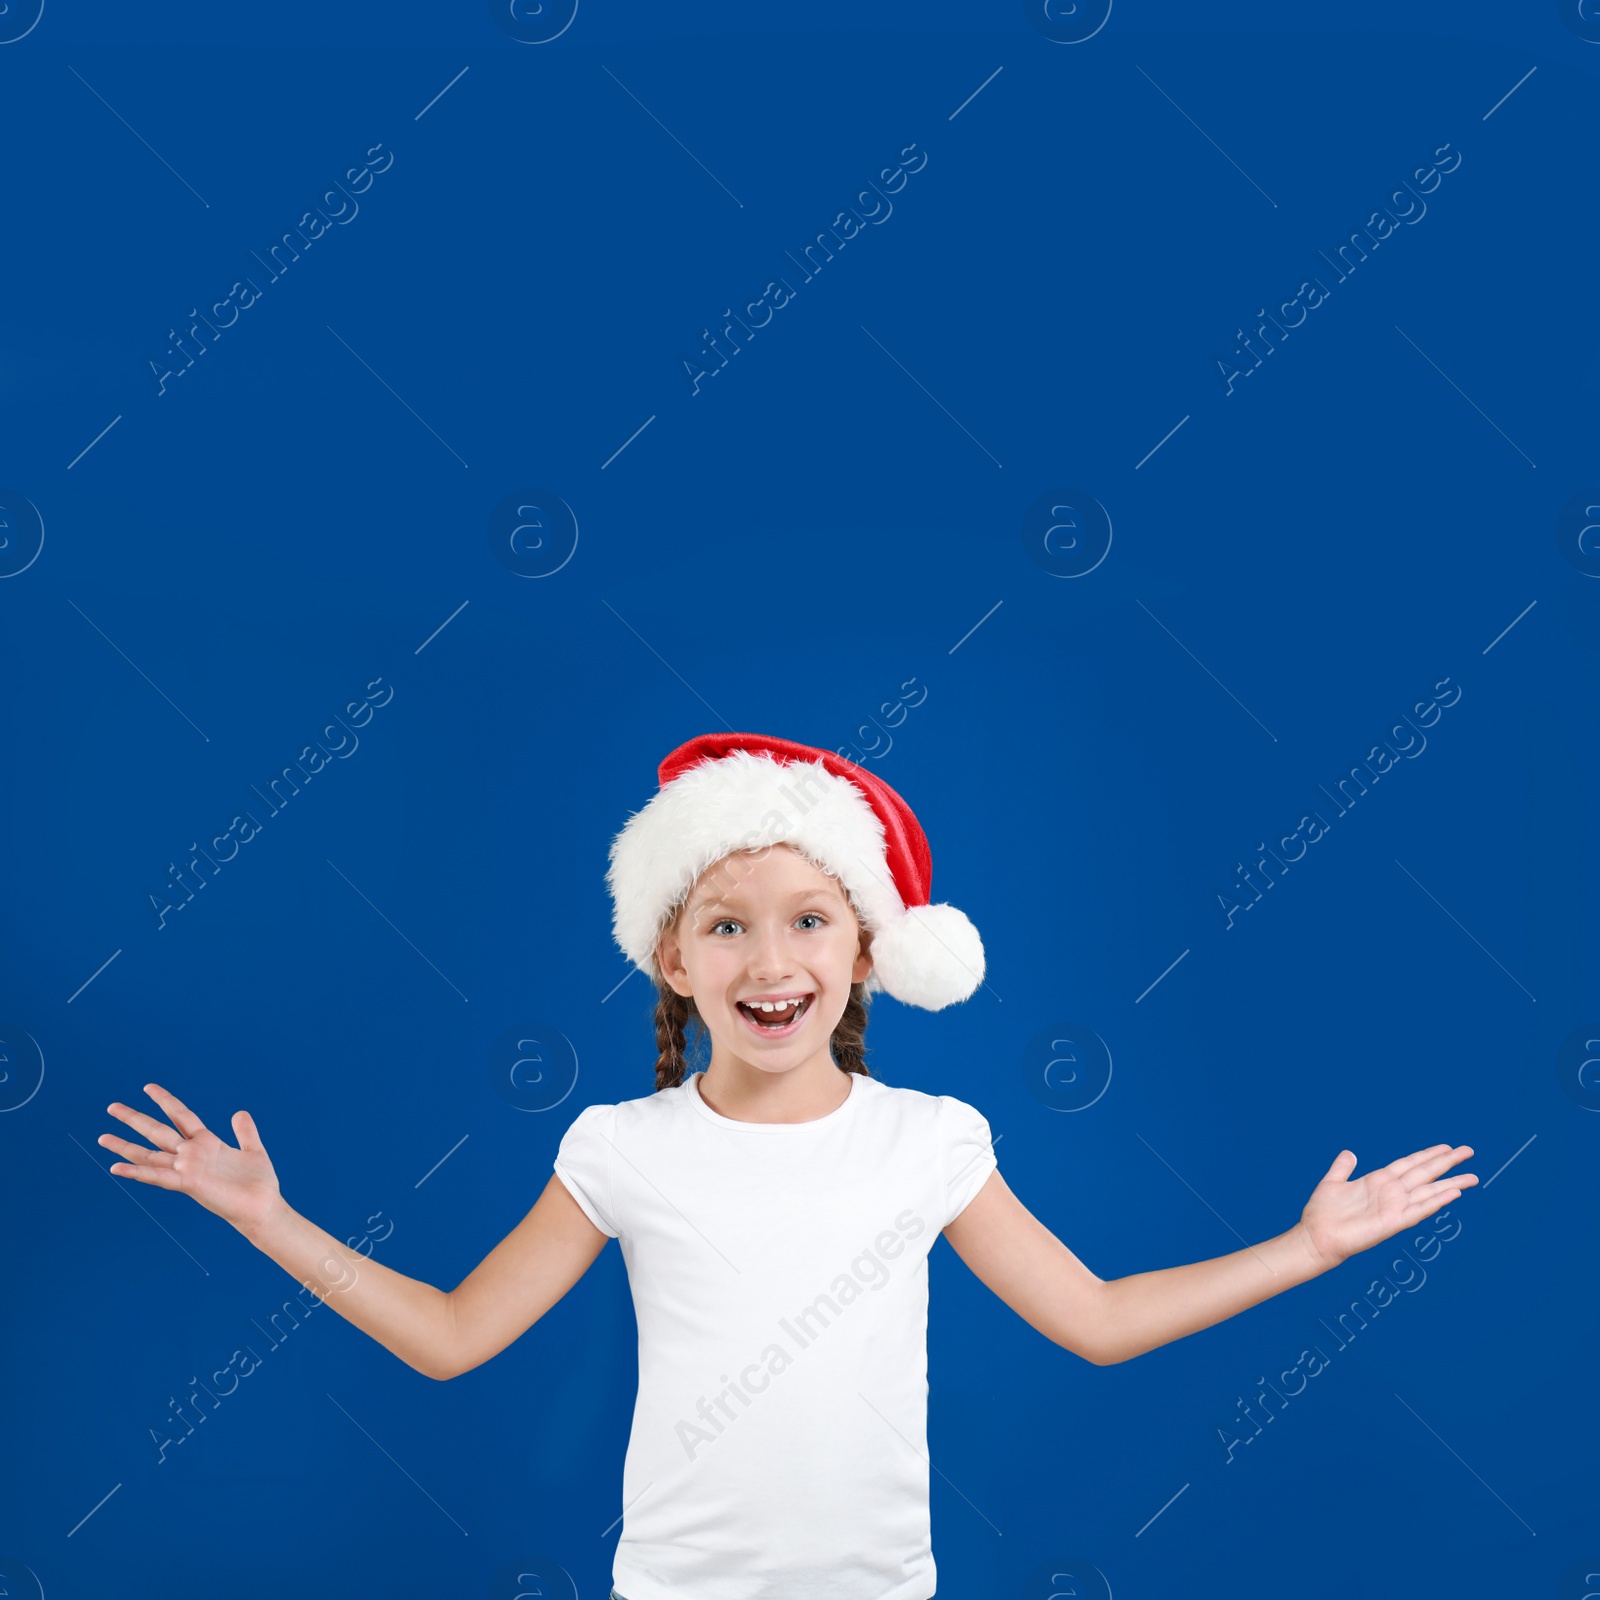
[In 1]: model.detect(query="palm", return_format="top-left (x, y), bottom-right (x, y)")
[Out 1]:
top-left (1300, 1143), bottom-right (1477, 1268)
top-left (99, 1083), bottom-right (282, 1237)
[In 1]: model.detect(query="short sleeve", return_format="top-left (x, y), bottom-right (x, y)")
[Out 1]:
top-left (938, 1094), bottom-right (998, 1230)
top-left (553, 1103), bottom-right (620, 1238)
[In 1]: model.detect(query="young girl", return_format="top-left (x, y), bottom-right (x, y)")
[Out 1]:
top-left (100, 731), bottom-right (1477, 1600)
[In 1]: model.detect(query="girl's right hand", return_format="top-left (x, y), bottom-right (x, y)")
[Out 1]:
top-left (99, 1082), bottom-right (285, 1240)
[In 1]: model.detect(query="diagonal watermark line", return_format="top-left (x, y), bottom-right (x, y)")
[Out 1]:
top-left (949, 600), bottom-right (1003, 654)
top-left (326, 859), bottom-right (469, 1002)
top-left (601, 66), bottom-right (743, 207)
top-left (66, 1481), bottom-right (123, 1538)
top-left (1482, 65), bottom-right (1536, 121)
top-left (1392, 1393), bottom-right (1536, 1535)
top-left (326, 1393), bottom-right (469, 1534)
top-left (1134, 948), bottom-right (1189, 1004)
top-left (415, 65), bottom-right (468, 121)
top-left (416, 599), bottom-right (469, 654)
top-left (1134, 1480), bottom-right (1189, 1537)
top-left (1135, 66), bottom-right (1276, 207)
top-left (68, 599), bottom-right (210, 741)
top-left (600, 965), bottom-right (641, 1004)
top-left (1482, 599), bottom-right (1535, 655)
top-left (1480, 1132), bottom-right (1536, 1189)
top-left (602, 413), bottom-right (656, 470)
top-left (67, 947), bottom-right (122, 1004)
top-left (949, 66), bottom-right (1003, 120)
top-left (326, 326), bottom-right (469, 468)
top-left (67, 413), bottom-right (122, 470)
top-left (1136, 1133), bottom-right (1278, 1274)
top-left (859, 326), bottom-right (1002, 468)
top-left (68, 66), bottom-right (210, 207)
top-left (601, 598), bottom-right (734, 728)
top-left (1135, 414), bottom-right (1189, 471)
top-left (858, 1390), bottom-right (1003, 1535)
top-left (1392, 859), bottom-right (1535, 1002)
top-left (68, 1131), bottom-right (211, 1275)
top-left (415, 1133), bottom-right (469, 1188)
top-left (1393, 326), bottom-right (1535, 469)
top-left (599, 1477), bottom-right (657, 1540)
top-left (1135, 599), bottom-right (1277, 742)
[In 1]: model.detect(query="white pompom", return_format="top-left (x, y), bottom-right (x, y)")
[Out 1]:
top-left (868, 903), bottom-right (986, 1011)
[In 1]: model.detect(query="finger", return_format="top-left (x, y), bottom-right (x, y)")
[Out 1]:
top-left (107, 1160), bottom-right (184, 1190)
top-left (1320, 1149), bottom-right (1359, 1183)
top-left (1411, 1174), bottom-right (1477, 1201)
top-left (97, 1133), bottom-right (175, 1169)
top-left (143, 1082), bottom-right (210, 1141)
top-left (232, 1110), bottom-right (264, 1153)
top-left (1384, 1143), bottom-right (1453, 1180)
top-left (1404, 1186), bottom-right (1462, 1222)
top-left (106, 1101), bottom-right (184, 1155)
top-left (1403, 1146), bottom-right (1475, 1187)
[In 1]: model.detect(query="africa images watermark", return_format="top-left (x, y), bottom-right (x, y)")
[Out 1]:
top-left (1212, 142), bottom-right (1462, 394)
top-left (1211, 1207), bottom-right (1462, 1463)
top-left (833, 675), bottom-right (928, 765)
top-left (146, 1210), bottom-right (393, 1464)
top-left (147, 143), bottom-right (395, 395)
top-left (678, 143), bottom-right (928, 395)
top-left (673, 1207), bottom-right (928, 1460)
top-left (1213, 676), bottom-right (1461, 928)
top-left (144, 677), bottom-right (394, 928)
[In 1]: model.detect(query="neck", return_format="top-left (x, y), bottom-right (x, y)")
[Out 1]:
top-left (697, 1048), bottom-right (852, 1123)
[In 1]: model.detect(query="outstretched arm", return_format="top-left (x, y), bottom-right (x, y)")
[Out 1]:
top-left (101, 1083), bottom-right (610, 1381)
top-left (941, 1143), bottom-right (1475, 1366)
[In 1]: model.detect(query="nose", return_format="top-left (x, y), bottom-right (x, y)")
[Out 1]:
top-left (746, 920), bottom-right (796, 981)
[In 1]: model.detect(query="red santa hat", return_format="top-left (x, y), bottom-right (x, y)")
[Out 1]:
top-left (607, 732), bottom-right (985, 1010)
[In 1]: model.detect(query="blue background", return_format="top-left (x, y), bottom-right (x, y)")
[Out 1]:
top-left (2, 2), bottom-right (1596, 1596)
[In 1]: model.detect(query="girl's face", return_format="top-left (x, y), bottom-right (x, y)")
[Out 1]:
top-left (656, 843), bottom-right (873, 1077)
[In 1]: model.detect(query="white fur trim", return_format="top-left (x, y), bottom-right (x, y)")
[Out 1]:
top-left (607, 748), bottom-right (985, 1010)
top-left (867, 902), bottom-right (986, 1010)
top-left (607, 750), bottom-right (903, 969)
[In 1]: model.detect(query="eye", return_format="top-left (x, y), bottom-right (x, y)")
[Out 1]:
top-left (710, 918), bottom-right (742, 936)
top-left (795, 913), bottom-right (826, 930)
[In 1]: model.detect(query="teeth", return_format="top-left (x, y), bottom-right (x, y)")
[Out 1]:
top-left (745, 997), bottom-right (803, 1016)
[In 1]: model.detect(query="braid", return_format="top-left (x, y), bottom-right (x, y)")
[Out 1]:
top-left (830, 981), bottom-right (873, 1077)
top-left (653, 986), bottom-right (696, 1091)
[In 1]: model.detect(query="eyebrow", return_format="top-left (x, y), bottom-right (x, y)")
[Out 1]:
top-left (689, 886), bottom-right (842, 914)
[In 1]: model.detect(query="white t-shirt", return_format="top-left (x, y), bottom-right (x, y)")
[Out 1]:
top-left (552, 1068), bottom-right (998, 1600)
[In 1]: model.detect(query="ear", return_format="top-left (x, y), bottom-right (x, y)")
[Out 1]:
top-left (656, 923), bottom-right (695, 998)
top-left (852, 925), bottom-right (874, 987)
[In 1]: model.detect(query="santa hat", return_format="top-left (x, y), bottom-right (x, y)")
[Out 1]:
top-left (607, 732), bottom-right (985, 1010)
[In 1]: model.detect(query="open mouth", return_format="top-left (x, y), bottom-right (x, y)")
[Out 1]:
top-left (735, 994), bottom-right (814, 1037)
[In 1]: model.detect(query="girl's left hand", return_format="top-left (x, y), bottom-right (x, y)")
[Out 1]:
top-left (1297, 1144), bottom-right (1477, 1270)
